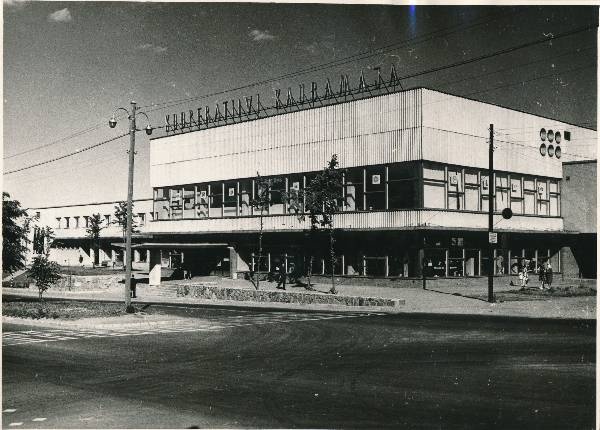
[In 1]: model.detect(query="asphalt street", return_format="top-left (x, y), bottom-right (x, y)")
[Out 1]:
top-left (3, 305), bottom-right (595, 429)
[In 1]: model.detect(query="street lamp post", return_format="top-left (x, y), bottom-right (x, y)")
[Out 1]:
top-left (109, 101), bottom-right (153, 312)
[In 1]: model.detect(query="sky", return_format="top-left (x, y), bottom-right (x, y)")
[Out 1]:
top-left (3, 2), bottom-right (598, 209)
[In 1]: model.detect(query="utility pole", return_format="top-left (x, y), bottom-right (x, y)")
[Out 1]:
top-left (108, 101), bottom-right (153, 313)
top-left (124, 101), bottom-right (137, 311)
top-left (488, 124), bottom-right (494, 303)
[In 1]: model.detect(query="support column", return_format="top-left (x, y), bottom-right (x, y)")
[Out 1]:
top-left (229, 246), bottom-right (238, 279)
top-left (149, 249), bottom-right (162, 286)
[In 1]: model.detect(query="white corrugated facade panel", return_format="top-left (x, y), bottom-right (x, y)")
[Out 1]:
top-left (421, 89), bottom-right (594, 178)
top-left (150, 89), bottom-right (423, 187)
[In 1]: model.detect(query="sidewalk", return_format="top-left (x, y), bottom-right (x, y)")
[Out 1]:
top-left (3, 274), bottom-right (596, 321)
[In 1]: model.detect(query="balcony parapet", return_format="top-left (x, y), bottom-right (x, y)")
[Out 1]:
top-left (145, 209), bottom-right (564, 235)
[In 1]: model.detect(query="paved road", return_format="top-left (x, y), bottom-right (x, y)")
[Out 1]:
top-left (3, 306), bottom-right (595, 429)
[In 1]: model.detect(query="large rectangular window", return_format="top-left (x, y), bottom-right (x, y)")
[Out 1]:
top-left (269, 177), bottom-right (286, 215)
top-left (388, 164), bottom-right (417, 209)
top-left (344, 168), bottom-right (364, 211)
top-left (196, 184), bottom-right (209, 218)
top-left (183, 186), bottom-right (195, 218)
top-left (523, 177), bottom-right (536, 215)
top-left (536, 180), bottom-right (549, 216)
top-left (447, 169), bottom-right (463, 210)
top-left (287, 174), bottom-right (304, 214)
top-left (423, 164), bottom-right (445, 209)
top-left (494, 174), bottom-right (509, 212)
top-left (209, 182), bottom-right (223, 218)
top-left (238, 179), bottom-right (252, 216)
top-left (224, 181), bottom-right (238, 217)
top-left (549, 179), bottom-right (560, 216)
top-left (464, 169), bottom-right (479, 212)
top-left (510, 176), bottom-right (523, 215)
top-left (365, 166), bottom-right (385, 210)
top-left (154, 188), bottom-right (169, 220)
top-left (169, 187), bottom-right (183, 219)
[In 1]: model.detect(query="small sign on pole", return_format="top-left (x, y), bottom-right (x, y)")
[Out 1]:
top-left (489, 232), bottom-right (498, 244)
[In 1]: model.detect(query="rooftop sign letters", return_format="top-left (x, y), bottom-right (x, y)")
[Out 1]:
top-left (164, 66), bottom-right (403, 135)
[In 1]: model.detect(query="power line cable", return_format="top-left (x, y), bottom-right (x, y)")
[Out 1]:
top-left (4, 133), bottom-right (128, 175)
top-left (143, 22), bottom-right (595, 116)
top-left (7, 35), bottom-right (594, 175)
top-left (141, 10), bottom-right (519, 112)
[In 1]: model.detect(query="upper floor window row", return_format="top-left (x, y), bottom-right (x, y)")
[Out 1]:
top-left (153, 162), bottom-right (420, 220)
top-left (54, 212), bottom-right (154, 229)
top-left (423, 162), bottom-right (561, 216)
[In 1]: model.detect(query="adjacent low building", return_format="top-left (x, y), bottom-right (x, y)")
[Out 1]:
top-left (28, 86), bottom-right (596, 285)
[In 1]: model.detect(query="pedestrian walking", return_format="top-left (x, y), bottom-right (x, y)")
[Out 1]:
top-left (538, 261), bottom-right (546, 290)
top-left (130, 274), bottom-right (137, 298)
top-left (276, 264), bottom-right (287, 290)
top-left (546, 261), bottom-right (553, 288)
top-left (519, 259), bottom-right (529, 289)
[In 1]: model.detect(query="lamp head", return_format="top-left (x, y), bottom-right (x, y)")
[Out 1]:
top-left (108, 116), bottom-right (117, 128)
top-left (145, 125), bottom-right (153, 136)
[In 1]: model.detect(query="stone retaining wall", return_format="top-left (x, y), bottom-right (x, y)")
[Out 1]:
top-left (169, 283), bottom-right (403, 307)
top-left (53, 275), bottom-right (122, 291)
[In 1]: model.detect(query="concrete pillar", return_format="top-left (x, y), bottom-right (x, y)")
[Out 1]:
top-left (134, 249), bottom-right (140, 263)
top-left (149, 249), bottom-right (162, 286)
top-left (417, 248), bottom-right (425, 277)
top-left (229, 246), bottom-right (238, 279)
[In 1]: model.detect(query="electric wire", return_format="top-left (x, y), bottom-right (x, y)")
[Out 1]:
top-left (142, 22), bottom-right (595, 116)
top-left (4, 133), bottom-right (128, 175)
top-left (141, 9), bottom-right (519, 112)
top-left (5, 33), bottom-right (595, 175)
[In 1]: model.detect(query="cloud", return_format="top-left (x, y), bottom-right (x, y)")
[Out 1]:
top-left (249, 29), bottom-right (275, 42)
top-left (48, 8), bottom-right (72, 23)
top-left (136, 43), bottom-right (168, 54)
top-left (4, 0), bottom-right (30, 9)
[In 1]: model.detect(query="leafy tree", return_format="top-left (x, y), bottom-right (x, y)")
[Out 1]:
top-left (86, 213), bottom-right (105, 267)
top-left (299, 155), bottom-right (343, 294)
top-left (113, 201), bottom-right (139, 244)
top-left (29, 255), bottom-right (61, 302)
top-left (33, 226), bottom-right (55, 257)
top-left (249, 173), bottom-right (274, 290)
top-left (2, 192), bottom-right (33, 274)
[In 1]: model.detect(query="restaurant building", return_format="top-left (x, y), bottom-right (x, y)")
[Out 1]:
top-left (29, 84), bottom-right (596, 285)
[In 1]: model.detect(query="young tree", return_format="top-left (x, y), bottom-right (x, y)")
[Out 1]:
top-left (86, 214), bottom-right (105, 267)
top-left (113, 201), bottom-right (139, 244)
top-left (2, 192), bottom-right (33, 274)
top-left (249, 173), bottom-right (273, 290)
top-left (29, 255), bottom-right (61, 302)
top-left (301, 155), bottom-right (343, 294)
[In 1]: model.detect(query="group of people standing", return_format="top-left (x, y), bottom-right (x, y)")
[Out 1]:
top-left (519, 259), bottom-right (553, 290)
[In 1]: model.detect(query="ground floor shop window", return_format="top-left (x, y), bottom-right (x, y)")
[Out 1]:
top-left (344, 253), bottom-right (362, 276)
top-left (448, 247), bottom-right (463, 277)
top-left (465, 249), bottom-right (479, 276)
top-left (424, 249), bottom-right (446, 277)
top-left (388, 254), bottom-right (410, 277)
top-left (324, 254), bottom-right (343, 275)
top-left (251, 253), bottom-right (269, 272)
top-left (364, 256), bottom-right (386, 277)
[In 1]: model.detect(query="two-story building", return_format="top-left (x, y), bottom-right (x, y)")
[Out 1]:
top-left (29, 86), bottom-right (596, 286)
